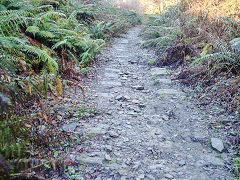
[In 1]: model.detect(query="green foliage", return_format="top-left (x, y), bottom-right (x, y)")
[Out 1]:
top-left (141, 5), bottom-right (183, 52)
top-left (26, 25), bottom-right (40, 36)
top-left (234, 157), bottom-right (240, 179)
top-left (230, 38), bottom-right (240, 53)
top-left (191, 38), bottom-right (240, 73)
top-left (80, 67), bottom-right (93, 74)
top-left (90, 21), bottom-right (114, 39)
top-left (0, 36), bottom-right (58, 73)
top-left (0, 116), bottom-right (30, 159)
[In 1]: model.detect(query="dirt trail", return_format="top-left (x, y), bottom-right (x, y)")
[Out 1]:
top-left (60, 27), bottom-right (233, 180)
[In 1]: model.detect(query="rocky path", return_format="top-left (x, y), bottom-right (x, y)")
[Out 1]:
top-left (61, 27), bottom-right (233, 180)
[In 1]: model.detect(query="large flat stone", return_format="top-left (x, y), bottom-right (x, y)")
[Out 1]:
top-left (76, 153), bottom-right (104, 165)
top-left (156, 79), bottom-right (172, 84)
top-left (85, 124), bottom-right (109, 135)
top-left (195, 154), bottom-right (224, 167)
top-left (101, 81), bottom-right (122, 89)
top-left (120, 40), bottom-right (129, 44)
top-left (116, 55), bottom-right (129, 59)
top-left (105, 68), bottom-right (121, 73)
top-left (104, 72), bottom-right (119, 79)
top-left (150, 68), bottom-right (169, 76)
top-left (62, 123), bottom-right (77, 132)
top-left (116, 48), bottom-right (127, 51)
top-left (96, 93), bottom-right (115, 98)
top-left (156, 89), bottom-right (182, 96)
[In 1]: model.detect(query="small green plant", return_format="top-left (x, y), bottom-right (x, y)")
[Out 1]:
top-left (0, 116), bottom-right (30, 159)
top-left (191, 37), bottom-right (240, 75)
top-left (234, 157), bottom-right (240, 178)
top-left (147, 59), bottom-right (157, 66)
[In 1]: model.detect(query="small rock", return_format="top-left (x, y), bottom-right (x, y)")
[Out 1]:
top-left (121, 77), bottom-right (128, 80)
top-left (138, 104), bottom-right (146, 108)
top-left (116, 95), bottom-right (123, 101)
top-left (106, 111), bottom-right (112, 115)
top-left (162, 115), bottom-right (170, 121)
top-left (105, 154), bottom-right (112, 161)
top-left (116, 95), bottom-right (130, 101)
top-left (84, 112), bottom-right (91, 118)
top-left (105, 145), bottom-right (112, 152)
top-left (136, 86), bottom-right (144, 90)
top-left (123, 95), bottom-right (130, 100)
top-left (109, 131), bottom-right (119, 138)
top-left (133, 107), bottom-right (141, 113)
top-left (178, 160), bottom-right (186, 166)
top-left (132, 100), bottom-right (140, 104)
top-left (62, 123), bottom-right (77, 132)
top-left (129, 60), bottom-right (137, 64)
top-left (211, 138), bottom-right (224, 152)
top-left (166, 110), bottom-right (174, 117)
top-left (164, 174), bottom-right (174, 179)
top-left (57, 115), bottom-right (62, 121)
top-left (125, 158), bottom-right (132, 165)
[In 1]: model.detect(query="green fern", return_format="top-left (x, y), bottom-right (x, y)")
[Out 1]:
top-left (191, 37), bottom-right (240, 71)
top-left (21, 45), bottom-right (58, 73)
top-left (36, 30), bottom-right (55, 38)
top-left (0, 4), bottom-right (7, 11)
top-left (0, 51), bottom-right (17, 73)
top-left (0, 36), bottom-right (58, 73)
top-left (230, 38), bottom-right (240, 53)
top-left (26, 25), bottom-right (40, 36)
top-left (52, 39), bottom-right (68, 49)
top-left (0, 116), bottom-right (29, 159)
top-left (39, 11), bottom-right (66, 21)
top-left (142, 35), bottom-right (176, 51)
top-left (0, 9), bottom-right (32, 35)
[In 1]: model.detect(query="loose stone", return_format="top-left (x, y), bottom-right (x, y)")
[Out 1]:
top-left (164, 174), bottom-right (174, 179)
top-left (62, 123), bottom-right (77, 132)
top-left (211, 138), bottom-right (224, 152)
top-left (109, 131), bottom-right (119, 138)
top-left (105, 154), bottom-right (112, 161)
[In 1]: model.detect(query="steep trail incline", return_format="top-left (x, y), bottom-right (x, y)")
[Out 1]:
top-left (61, 27), bottom-right (233, 180)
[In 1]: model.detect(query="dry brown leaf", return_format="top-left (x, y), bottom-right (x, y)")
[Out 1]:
top-left (25, 123), bottom-right (32, 128)
top-left (26, 80), bottom-right (32, 95)
top-left (19, 58), bottom-right (27, 72)
top-left (50, 158), bottom-right (56, 171)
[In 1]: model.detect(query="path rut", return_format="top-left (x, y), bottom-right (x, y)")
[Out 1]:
top-left (62, 27), bottom-right (233, 180)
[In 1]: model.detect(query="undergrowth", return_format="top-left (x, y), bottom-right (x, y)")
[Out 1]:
top-left (0, 0), bottom-right (141, 178)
